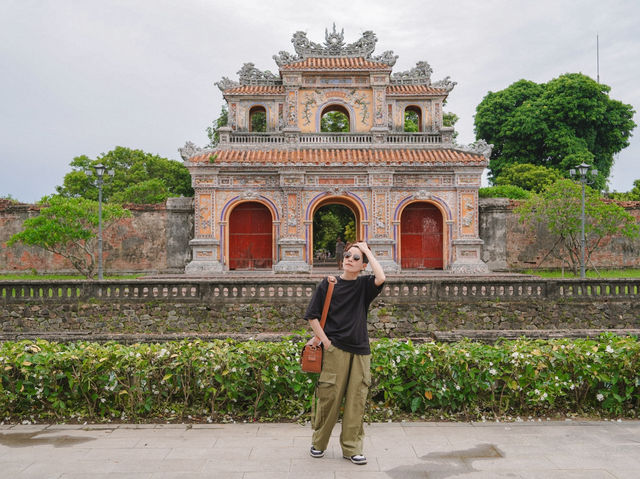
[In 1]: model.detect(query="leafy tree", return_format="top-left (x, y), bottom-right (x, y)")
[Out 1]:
top-left (56, 146), bottom-right (193, 204)
top-left (442, 111), bottom-right (459, 129)
top-left (206, 105), bottom-right (228, 147)
top-left (321, 111), bottom-right (349, 132)
top-left (479, 185), bottom-right (531, 200)
top-left (313, 204), bottom-right (355, 256)
top-left (475, 74), bottom-right (636, 189)
top-left (404, 110), bottom-right (419, 132)
top-left (250, 110), bottom-right (267, 132)
top-left (343, 219), bottom-right (357, 243)
top-left (7, 195), bottom-right (131, 278)
top-left (494, 163), bottom-right (563, 193)
top-left (517, 179), bottom-right (639, 274)
top-left (609, 179), bottom-right (640, 201)
top-left (110, 178), bottom-right (170, 204)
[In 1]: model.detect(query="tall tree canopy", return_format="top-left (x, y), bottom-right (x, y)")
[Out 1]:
top-left (56, 146), bottom-right (193, 204)
top-left (474, 73), bottom-right (636, 189)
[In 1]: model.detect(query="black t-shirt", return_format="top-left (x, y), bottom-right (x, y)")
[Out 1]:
top-left (304, 275), bottom-right (384, 355)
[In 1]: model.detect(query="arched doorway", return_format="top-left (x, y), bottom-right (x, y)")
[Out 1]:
top-left (404, 106), bottom-right (422, 132)
top-left (309, 196), bottom-right (361, 268)
top-left (400, 202), bottom-right (443, 269)
top-left (320, 104), bottom-right (350, 132)
top-left (249, 106), bottom-right (267, 132)
top-left (228, 202), bottom-right (273, 270)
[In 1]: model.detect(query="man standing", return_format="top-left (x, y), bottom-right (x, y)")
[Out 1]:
top-left (335, 237), bottom-right (345, 269)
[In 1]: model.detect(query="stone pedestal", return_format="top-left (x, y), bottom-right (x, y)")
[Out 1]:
top-left (450, 239), bottom-right (490, 273)
top-left (367, 239), bottom-right (400, 273)
top-left (273, 238), bottom-right (311, 273)
top-left (184, 239), bottom-right (224, 274)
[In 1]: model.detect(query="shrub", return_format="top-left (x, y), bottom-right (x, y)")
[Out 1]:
top-left (479, 185), bottom-right (531, 199)
top-left (0, 335), bottom-right (637, 423)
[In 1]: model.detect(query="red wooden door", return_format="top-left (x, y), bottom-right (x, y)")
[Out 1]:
top-left (228, 202), bottom-right (273, 270)
top-left (401, 203), bottom-right (443, 269)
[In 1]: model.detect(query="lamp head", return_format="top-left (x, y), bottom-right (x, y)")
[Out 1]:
top-left (93, 164), bottom-right (106, 178)
top-left (577, 163), bottom-right (590, 176)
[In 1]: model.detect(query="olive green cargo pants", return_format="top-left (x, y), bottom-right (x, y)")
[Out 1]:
top-left (311, 345), bottom-right (371, 457)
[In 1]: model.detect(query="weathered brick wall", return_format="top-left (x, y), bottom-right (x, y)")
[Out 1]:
top-left (2, 291), bottom-right (639, 342)
top-left (0, 198), bottom-right (193, 275)
top-left (2, 197), bottom-right (639, 274)
top-left (480, 198), bottom-right (640, 271)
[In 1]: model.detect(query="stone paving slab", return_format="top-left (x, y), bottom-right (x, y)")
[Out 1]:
top-left (0, 421), bottom-right (638, 478)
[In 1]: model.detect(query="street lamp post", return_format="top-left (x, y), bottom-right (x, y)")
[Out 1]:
top-left (91, 164), bottom-right (113, 280)
top-left (569, 163), bottom-right (598, 279)
top-left (93, 164), bottom-right (106, 280)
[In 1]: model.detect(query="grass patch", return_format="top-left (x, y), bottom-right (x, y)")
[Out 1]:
top-left (521, 269), bottom-right (640, 279)
top-left (0, 273), bottom-right (144, 280)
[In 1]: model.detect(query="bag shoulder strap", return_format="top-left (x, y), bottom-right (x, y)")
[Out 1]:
top-left (319, 276), bottom-right (336, 330)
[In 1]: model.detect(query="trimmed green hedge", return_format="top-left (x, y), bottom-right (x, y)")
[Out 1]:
top-left (1, 335), bottom-right (638, 422)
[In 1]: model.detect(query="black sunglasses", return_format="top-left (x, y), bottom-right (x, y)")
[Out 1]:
top-left (343, 251), bottom-right (361, 261)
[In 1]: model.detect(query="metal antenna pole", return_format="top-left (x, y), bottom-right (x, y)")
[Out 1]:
top-left (597, 34), bottom-right (600, 83)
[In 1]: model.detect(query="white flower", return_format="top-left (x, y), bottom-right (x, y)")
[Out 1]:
top-left (605, 345), bottom-right (614, 353)
top-left (596, 393), bottom-right (604, 402)
top-left (489, 369), bottom-right (497, 375)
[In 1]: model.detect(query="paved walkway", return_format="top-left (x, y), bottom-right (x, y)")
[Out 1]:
top-left (0, 421), bottom-right (639, 478)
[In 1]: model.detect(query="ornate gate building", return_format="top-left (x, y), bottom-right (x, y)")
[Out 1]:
top-left (180, 27), bottom-right (492, 274)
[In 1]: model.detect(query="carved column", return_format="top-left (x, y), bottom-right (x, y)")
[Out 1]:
top-left (185, 171), bottom-right (225, 274)
top-left (282, 73), bottom-right (301, 144)
top-left (449, 170), bottom-right (489, 273)
top-left (370, 73), bottom-right (389, 143)
top-left (368, 170), bottom-right (400, 273)
top-left (274, 170), bottom-right (310, 273)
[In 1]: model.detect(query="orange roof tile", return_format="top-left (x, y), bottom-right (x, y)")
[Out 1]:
top-left (223, 85), bottom-right (285, 95)
top-left (280, 57), bottom-right (391, 71)
top-left (386, 84), bottom-right (448, 95)
top-left (189, 148), bottom-right (485, 166)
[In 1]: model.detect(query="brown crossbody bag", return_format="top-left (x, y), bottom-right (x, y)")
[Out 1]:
top-left (300, 276), bottom-right (336, 373)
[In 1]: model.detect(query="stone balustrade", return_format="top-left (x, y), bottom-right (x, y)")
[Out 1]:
top-left (2, 278), bottom-right (639, 342)
top-left (2, 278), bottom-right (639, 305)
top-left (220, 131), bottom-right (445, 148)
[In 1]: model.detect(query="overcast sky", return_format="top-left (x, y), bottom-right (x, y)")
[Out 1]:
top-left (1, 0), bottom-right (638, 203)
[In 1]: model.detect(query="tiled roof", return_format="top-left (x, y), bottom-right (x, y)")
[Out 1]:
top-left (223, 85), bottom-right (285, 95)
top-left (386, 84), bottom-right (448, 95)
top-left (189, 148), bottom-right (486, 166)
top-left (280, 57), bottom-right (391, 71)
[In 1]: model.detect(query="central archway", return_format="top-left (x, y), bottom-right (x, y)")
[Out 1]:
top-left (308, 195), bottom-right (362, 269)
top-left (319, 103), bottom-right (352, 132)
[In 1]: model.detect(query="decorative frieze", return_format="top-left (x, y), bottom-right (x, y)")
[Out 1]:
top-left (395, 175), bottom-right (453, 187)
top-left (273, 25), bottom-right (396, 66)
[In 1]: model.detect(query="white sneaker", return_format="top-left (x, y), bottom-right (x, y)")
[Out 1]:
top-left (344, 454), bottom-right (367, 465)
top-left (310, 446), bottom-right (325, 458)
